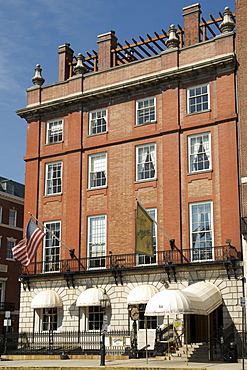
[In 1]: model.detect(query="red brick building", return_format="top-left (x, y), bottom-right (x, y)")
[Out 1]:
top-left (0, 177), bottom-right (24, 334)
top-left (236, 0), bottom-right (247, 306)
top-left (16, 4), bottom-right (243, 360)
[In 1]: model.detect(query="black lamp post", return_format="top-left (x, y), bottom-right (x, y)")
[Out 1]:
top-left (100, 290), bottom-right (110, 366)
top-left (130, 306), bottom-right (139, 359)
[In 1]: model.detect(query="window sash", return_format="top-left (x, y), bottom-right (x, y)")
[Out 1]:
top-left (42, 308), bottom-right (58, 331)
top-left (187, 84), bottom-right (209, 114)
top-left (188, 133), bottom-right (211, 173)
top-left (88, 306), bottom-right (103, 331)
top-left (45, 162), bottom-right (62, 195)
top-left (0, 282), bottom-right (5, 303)
top-left (136, 97), bottom-right (156, 125)
top-left (9, 209), bottom-right (17, 227)
top-left (46, 119), bottom-right (63, 144)
top-left (43, 221), bottom-right (61, 272)
top-left (6, 239), bottom-right (15, 259)
top-left (88, 215), bottom-right (106, 268)
top-left (136, 144), bottom-right (156, 181)
top-left (89, 109), bottom-right (107, 135)
top-left (89, 153), bottom-right (107, 189)
top-left (190, 201), bottom-right (213, 261)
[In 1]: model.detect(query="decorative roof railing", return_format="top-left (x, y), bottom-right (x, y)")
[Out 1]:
top-left (69, 11), bottom-right (236, 76)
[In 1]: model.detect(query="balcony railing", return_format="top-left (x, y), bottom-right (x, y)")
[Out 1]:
top-left (19, 245), bottom-right (239, 277)
top-left (0, 302), bottom-right (15, 311)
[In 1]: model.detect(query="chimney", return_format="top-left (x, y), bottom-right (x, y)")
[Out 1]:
top-left (182, 3), bottom-right (201, 47)
top-left (97, 31), bottom-right (118, 71)
top-left (58, 43), bottom-right (74, 82)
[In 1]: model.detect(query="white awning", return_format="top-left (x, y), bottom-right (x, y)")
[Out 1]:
top-left (31, 290), bottom-right (63, 309)
top-left (76, 288), bottom-right (104, 307)
top-left (145, 289), bottom-right (193, 316)
top-left (182, 281), bottom-right (222, 315)
top-left (127, 285), bottom-right (158, 305)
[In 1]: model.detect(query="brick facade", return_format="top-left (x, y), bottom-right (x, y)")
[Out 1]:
top-left (236, 0), bottom-right (247, 306)
top-left (0, 178), bottom-right (24, 333)
top-left (16, 4), bottom-right (243, 359)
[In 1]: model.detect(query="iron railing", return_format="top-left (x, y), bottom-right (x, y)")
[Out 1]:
top-left (210, 323), bottom-right (238, 362)
top-left (19, 245), bottom-right (239, 277)
top-left (0, 302), bottom-right (15, 311)
top-left (0, 330), bottom-right (131, 356)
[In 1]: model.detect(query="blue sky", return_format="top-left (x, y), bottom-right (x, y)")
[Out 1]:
top-left (0, 0), bottom-right (235, 184)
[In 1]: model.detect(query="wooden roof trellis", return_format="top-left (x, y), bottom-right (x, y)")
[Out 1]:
top-left (69, 12), bottom-right (235, 76)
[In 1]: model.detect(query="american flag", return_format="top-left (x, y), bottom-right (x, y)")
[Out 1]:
top-left (12, 219), bottom-right (45, 266)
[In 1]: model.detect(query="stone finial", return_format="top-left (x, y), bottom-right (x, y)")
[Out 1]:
top-left (219, 7), bottom-right (235, 33)
top-left (74, 53), bottom-right (86, 75)
top-left (31, 64), bottom-right (45, 86)
top-left (165, 25), bottom-right (180, 49)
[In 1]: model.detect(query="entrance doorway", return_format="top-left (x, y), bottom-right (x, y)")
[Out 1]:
top-left (187, 305), bottom-right (223, 343)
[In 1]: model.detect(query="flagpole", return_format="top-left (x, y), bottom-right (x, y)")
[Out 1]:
top-left (28, 212), bottom-right (73, 255)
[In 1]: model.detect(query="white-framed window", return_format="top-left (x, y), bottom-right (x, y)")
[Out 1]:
top-left (46, 119), bottom-right (63, 144)
top-left (88, 153), bottom-right (107, 189)
top-left (190, 201), bottom-right (213, 261)
top-left (9, 209), bottom-right (17, 227)
top-left (137, 208), bottom-right (157, 265)
top-left (88, 306), bottom-right (104, 331)
top-left (136, 143), bottom-right (156, 181)
top-left (89, 109), bottom-right (107, 135)
top-left (0, 207), bottom-right (2, 223)
top-left (45, 161), bottom-right (62, 195)
top-left (6, 237), bottom-right (16, 260)
top-left (88, 215), bottom-right (106, 268)
top-left (187, 84), bottom-right (209, 114)
top-left (0, 281), bottom-right (6, 304)
top-left (34, 307), bottom-right (62, 332)
top-left (136, 97), bottom-right (156, 125)
top-left (43, 221), bottom-right (60, 272)
top-left (188, 133), bottom-right (211, 173)
top-left (42, 308), bottom-right (58, 331)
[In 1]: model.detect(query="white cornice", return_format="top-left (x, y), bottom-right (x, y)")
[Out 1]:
top-left (0, 191), bottom-right (24, 205)
top-left (16, 51), bottom-right (236, 119)
top-left (0, 223), bottom-right (23, 232)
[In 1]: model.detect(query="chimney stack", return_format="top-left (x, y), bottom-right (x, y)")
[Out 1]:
top-left (183, 3), bottom-right (201, 47)
top-left (97, 31), bottom-right (118, 71)
top-left (58, 43), bottom-right (74, 82)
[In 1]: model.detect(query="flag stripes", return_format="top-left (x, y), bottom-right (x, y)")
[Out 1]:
top-left (12, 219), bottom-right (45, 266)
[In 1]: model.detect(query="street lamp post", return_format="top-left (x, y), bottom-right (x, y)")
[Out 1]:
top-left (130, 306), bottom-right (139, 359)
top-left (100, 290), bottom-right (110, 366)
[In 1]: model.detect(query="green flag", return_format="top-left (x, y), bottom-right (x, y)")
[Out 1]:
top-left (135, 201), bottom-right (154, 256)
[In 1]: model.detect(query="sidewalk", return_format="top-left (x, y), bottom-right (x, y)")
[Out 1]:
top-left (0, 357), bottom-right (245, 370)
